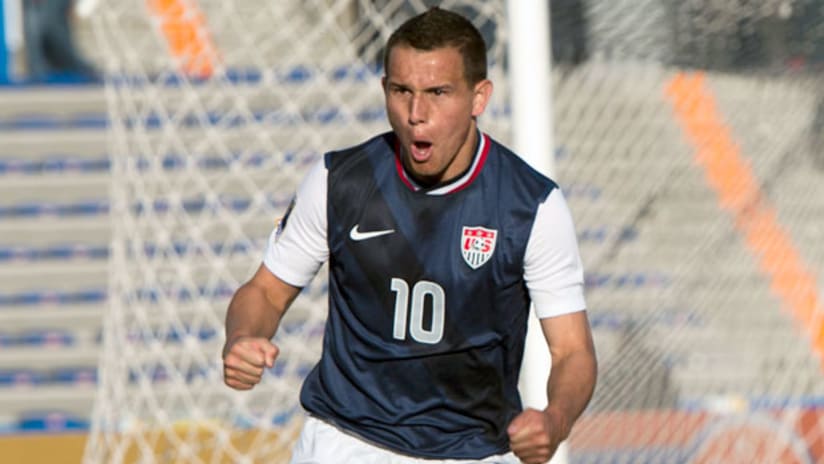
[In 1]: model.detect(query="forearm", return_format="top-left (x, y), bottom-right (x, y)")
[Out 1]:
top-left (225, 281), bottom-right (284, 343)
top-left (544, 347), bottom-right (597, 440)
top-left (224, 265), bottom-right (301, 351)
top-left (507, 324), bottom-right (596, 463)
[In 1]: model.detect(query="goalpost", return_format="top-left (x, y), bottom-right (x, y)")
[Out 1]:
top-left (86, 0), bottom-right (824, 463)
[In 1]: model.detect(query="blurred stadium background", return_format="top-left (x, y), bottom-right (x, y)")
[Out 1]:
top-left (1, 0), bottom-right (823, 462)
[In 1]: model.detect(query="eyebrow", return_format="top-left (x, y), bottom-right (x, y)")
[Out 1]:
top-left (426, 85), bottom-right (453, 92)
top-left (386, 81), bottom-right (453, 92)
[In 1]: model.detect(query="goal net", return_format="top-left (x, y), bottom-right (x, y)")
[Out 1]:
top-left (552, 1), bottom-right (824, 463)
top-left (85, 0), bottom-right (824, 463)
top-left (84, 1), bottom-right (509, 462)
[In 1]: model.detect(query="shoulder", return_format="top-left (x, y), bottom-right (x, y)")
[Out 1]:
top-left (325, 132), bottom-right (395, 172)
top-left (484, 134), bottom-right (558, 201)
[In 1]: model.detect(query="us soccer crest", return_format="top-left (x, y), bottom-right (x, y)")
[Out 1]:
top-left (461, 226), bottom-right (497, 269)
top-left (274, 196), bottom-right (296, 242)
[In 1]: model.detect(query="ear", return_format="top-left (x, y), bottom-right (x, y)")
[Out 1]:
top-left (381, 75), bottom-right (388, 94)
top-left (471, 79), bottom-right (493, 117)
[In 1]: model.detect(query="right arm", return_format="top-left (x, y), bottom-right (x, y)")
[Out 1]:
top-left (222, 264), bottom-right (302, 390)
top-left (222, 159), bottom-right (330, 390)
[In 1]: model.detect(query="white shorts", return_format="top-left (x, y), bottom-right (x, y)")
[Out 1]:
top-left (289, 415), bottom-right (520, 464)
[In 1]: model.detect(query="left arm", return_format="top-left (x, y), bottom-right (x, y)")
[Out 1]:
top-left (508, 311), bottom-right (597, 463)
top-left (509, 187), bottom-right (597, 463)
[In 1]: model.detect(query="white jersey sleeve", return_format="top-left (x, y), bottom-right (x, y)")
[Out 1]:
top-left (524, 188), bottom-right (587, 319)
top-left (263, 159), bottom-right (329, 287)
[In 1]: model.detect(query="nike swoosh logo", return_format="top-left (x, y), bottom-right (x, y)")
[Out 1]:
top-left (349, 224), bottom-right (395, 241)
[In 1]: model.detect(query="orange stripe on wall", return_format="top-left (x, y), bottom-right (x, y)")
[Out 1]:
top-left (147, 0), bottom-right (217, 78)
top-left (665, 72), bottom-right (824, 362)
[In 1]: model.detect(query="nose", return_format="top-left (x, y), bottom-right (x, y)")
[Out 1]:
top-left (408, 94), bottom-right (427, 125)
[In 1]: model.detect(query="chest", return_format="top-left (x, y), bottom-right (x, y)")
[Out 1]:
top-left (330, 174), bottom-right (535, 286)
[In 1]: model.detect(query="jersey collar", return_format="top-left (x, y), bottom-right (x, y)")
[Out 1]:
top-left (394, 131), bottom-right (490, 195)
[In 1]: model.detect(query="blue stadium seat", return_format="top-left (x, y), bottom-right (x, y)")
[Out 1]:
top-left (16, 411), bottom-right (90, 432)
top-left (17, 330), bottom-right (75, 348)
top-left (0, 369), bottom-right (48, 387)
top-left (50, 367), bottom-right (98, 387)
top-left (0, 289), bottom-right (106, 307)
top-left (0, 244), bottom-right (108, 263)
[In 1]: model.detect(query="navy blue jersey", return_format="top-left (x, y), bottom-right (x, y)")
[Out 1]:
top-left (298, 132), bottom-right (557, 459)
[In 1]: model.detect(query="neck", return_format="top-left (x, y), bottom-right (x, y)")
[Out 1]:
top-left (405, 128), bottom-right (480, 189)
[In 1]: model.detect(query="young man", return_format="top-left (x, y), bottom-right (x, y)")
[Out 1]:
top-left (223, 7), bottom-right (597, 464)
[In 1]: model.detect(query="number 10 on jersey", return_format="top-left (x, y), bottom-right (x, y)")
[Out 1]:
top-left (390, 278), bottom-right (445, 344)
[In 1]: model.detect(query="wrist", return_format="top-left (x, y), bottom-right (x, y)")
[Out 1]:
top-left (223, 332), bottom-right (250, 356)
top-left (543, 405), bottom-right (571, 442)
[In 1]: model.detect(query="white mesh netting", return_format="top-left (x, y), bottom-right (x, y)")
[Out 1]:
top-left (84, 1), bottom-right (509, 462)
top-left (86, 0), bottom-right (824, 462)
top-left (553, 1), bottom-right (824, 463)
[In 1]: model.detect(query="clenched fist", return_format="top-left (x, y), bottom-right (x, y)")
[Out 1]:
top-left (222, 336), bottom-right (279, 390)
top-left (508, 407), bottom-right (566, 464)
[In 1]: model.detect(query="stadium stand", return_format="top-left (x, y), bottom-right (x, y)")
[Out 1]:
top-left (552, 62), bottom-right (824, 416)
top-left (0, 83), bottom-right (107, 434)
top-left (4, 65), bottom-right (821, 444)
top-left (2, 4), bottom-right (824, 463)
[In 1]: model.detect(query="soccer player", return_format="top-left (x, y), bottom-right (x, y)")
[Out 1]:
top-left (223, 7), bottom-right (597, 464)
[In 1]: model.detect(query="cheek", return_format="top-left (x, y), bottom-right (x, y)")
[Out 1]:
top-left (445, 100), bottom-right (474, 122)
top-left (442, 106), bottom-right (473, 134)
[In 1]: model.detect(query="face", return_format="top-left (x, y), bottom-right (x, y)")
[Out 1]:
top-left (383, 45), bottom-right (492, 185)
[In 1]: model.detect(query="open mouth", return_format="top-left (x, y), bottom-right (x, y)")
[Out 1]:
top-left (410, 140), bottom-right (433, 162)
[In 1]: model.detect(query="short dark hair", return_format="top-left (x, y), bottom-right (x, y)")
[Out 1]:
top-left (383, 7), bottom-right (487, 85)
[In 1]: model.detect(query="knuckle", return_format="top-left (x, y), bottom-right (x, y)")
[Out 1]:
top-left (223, 356), bottom-right (240, 369)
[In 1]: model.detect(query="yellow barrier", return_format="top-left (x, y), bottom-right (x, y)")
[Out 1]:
top-left (6, 419), bottom-right (302, 463)
top-left (0, 433), bottom-right (87, 464)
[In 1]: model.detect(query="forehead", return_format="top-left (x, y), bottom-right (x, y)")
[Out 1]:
top-left (386, 45), bottom-right (466, 84)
